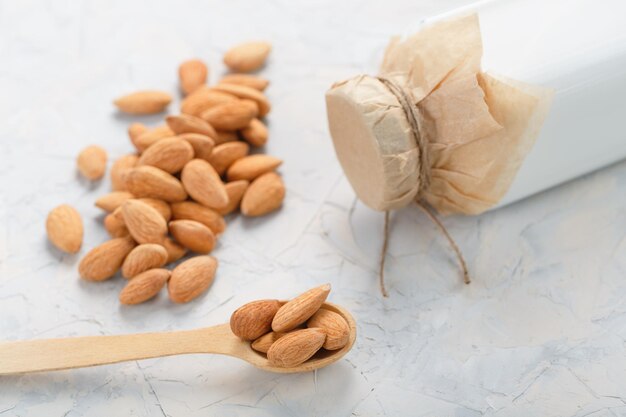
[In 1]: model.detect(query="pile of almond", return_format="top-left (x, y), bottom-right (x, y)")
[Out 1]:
top-left (46, 41), bottom-right (285, 306)
top-left (229, 284), bottom-right (351, 368)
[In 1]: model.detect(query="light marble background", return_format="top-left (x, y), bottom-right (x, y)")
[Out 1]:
top-left (1, 0), bottom-right (626, 416)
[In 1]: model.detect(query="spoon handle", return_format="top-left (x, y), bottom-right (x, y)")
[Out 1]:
top-left (0, 324), bottom-right (232, 375)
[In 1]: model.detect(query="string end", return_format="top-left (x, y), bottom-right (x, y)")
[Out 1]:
top-left (416, 201), bottom-right (471, 286)
top-left (379, 210), bottom-right (390, 297)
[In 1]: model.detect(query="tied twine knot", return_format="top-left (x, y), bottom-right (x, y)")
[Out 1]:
top-left (375, 76), bottom-right (470, 297)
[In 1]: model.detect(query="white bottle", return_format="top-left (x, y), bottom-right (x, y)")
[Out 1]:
top-left (425, 0), bottom-right (626, 208)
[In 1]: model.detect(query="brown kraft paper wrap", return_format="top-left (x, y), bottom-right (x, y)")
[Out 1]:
top-left (325, 13), bottom-right (553, 215)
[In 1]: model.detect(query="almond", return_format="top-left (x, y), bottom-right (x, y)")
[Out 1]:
top-left (214, 130), bottom-right (239, 145)
top-left (181, 159), bottom-right (228, 209)
top-left (95, 191), bottom-right (134, 212)
top-left (121, 200), bottom-right (168, 244)
top-left (46, 204), bottom-right (83, 254)
top-left (223, 41), bottom-right (271, 73)
top-left (170, 201), bottom-right (226, 234)
top-left (128, 123), bottom-right (148, 149)
top-left (241, 173), bottom-right (285, 217)
top-left (307, 309), bottom-right (350, 350)
top-left (114, 90), bottom-right (172, 115)
top-left (181, 87), bottom-right (237, 117)
top-left (251, 332), bottom-right (285, 353)
top-left (240, 118), bottom-right (268, 147)
top-left (137, 137), bottom-right (194, 174)
top-left (121, 243), bottom-right (168, 278)
top-left (119, 268), bottom-right (170, 305)
top-left (230, 300), bottom-right (281, 341)
top-left (227, 155), bottom-right (282, 181)
top-left (272, 284), bottom-right (331, 332)
top-left (136, 198), bottom-right (171, 221)
top-left (179, 59), bottom-right (208, 95)
top-left (79, 236), bottom-right (136, 281)
top-left (104, 207), bottom-right (129, 238)
top-left (267, 328), bottom-right (326, 368)
top-left (166, 114), bottom-right (217, 139)
top-left (208, 142), bottom-right (250, 175)
top-left (179, 133), bottom-right (215, 160)
top-left (162, 237), bottom-right (187, 263)
top-left (240, 98), bottom-right (260, 115)
top-left (126, 166), bottom-right (188, 202)
top-left (200, 100), bottom-right (257, 131)
top-left (217, 180), bottom-right (249, 215)
top-left (134, 125), bottom-right (175, 153)
top-left (169, 220), bottom-right (216, 254)
top-left (168, 256), bottom-right (217, 303)
top-left (111, 154), bottom-right (138, 191)
top-left (220, 74), bottom-right (269, 91)
top-left (77, 145), bottom-right (107, 180)
top-left (212, 84), bottom-right (271, 117)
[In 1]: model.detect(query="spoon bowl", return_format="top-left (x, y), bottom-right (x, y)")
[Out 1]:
top-left (0, 301), bottom-right (356, 376)
top-left (234, 301), bottom-right (357, 373)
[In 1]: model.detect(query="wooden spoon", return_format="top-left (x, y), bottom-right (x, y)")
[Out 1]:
top-left (0, 302), bottom-right (356, 375)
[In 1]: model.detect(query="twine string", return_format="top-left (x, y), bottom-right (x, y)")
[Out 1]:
top-left (415, 201), bottom-right (470, 286)
top-left (376, 77), bottom-right (470, 296)
top-left (376, 77), bottom-right (431, 193)
top-left (379, 210), bottom-right (390, 297)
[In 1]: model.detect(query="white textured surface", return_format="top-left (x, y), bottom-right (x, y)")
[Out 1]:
top-left (1, 1), bottom-right (626, 416)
